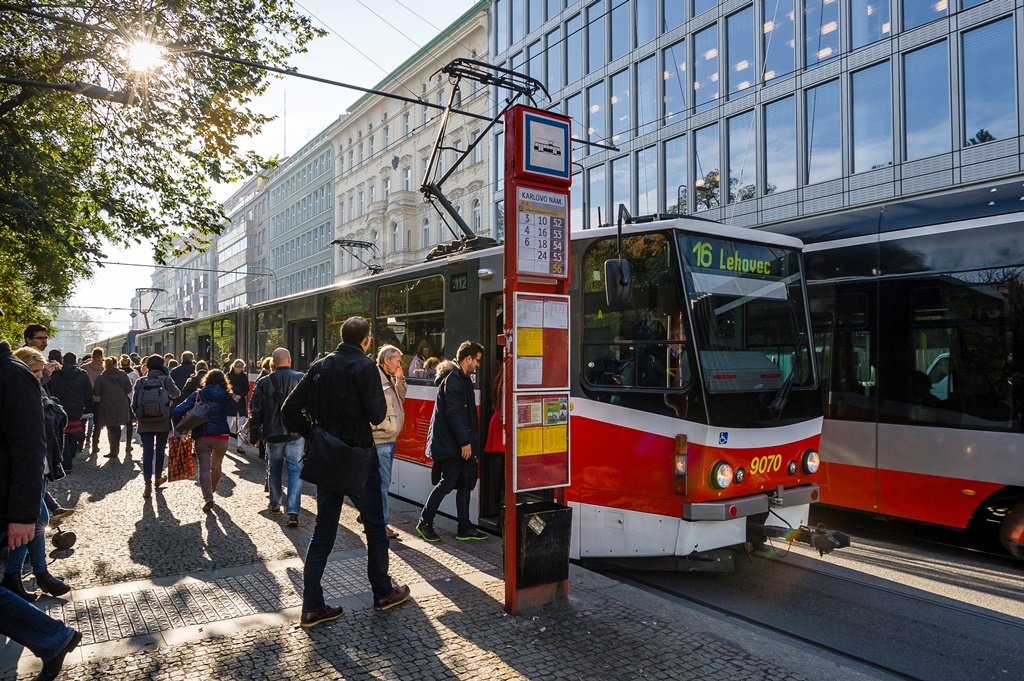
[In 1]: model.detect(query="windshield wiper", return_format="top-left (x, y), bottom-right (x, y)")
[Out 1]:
top-left (769, 332), bottom-right (807, 417)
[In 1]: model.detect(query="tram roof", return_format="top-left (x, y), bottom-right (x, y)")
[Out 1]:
top-left (580, 216), bottom-right (805, 249)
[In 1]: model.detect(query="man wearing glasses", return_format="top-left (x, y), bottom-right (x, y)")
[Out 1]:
top-left (23, 325), bottom-right (60, 383)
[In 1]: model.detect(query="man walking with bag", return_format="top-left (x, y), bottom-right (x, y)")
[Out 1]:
top-left (249, 348), bottom-right (304, 527)
top-left (282, 316), bottom-right (410, 627)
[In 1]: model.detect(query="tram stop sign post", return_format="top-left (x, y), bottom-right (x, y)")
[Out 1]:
top-left (502, 105), bottom-right (572, 614)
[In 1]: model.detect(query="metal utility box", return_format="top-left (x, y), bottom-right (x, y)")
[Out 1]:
top-left (515, 501), bottom-right (572, 588)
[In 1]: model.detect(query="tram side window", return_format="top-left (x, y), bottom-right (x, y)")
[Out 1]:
top-left (251, 307), bottom-right (284, 366)
top-left (324, 288), bottom-right (373, 351)
top-left (811, 290), bottom-right (876, 421)
top-left (211, 317), bottom-right (236, 366)
top-left (902, 276), bottom-right (1022, 431)
top-left (377, 275), bottom-right (445, 382)
top-left (581, 234), bottom-right (691, 414)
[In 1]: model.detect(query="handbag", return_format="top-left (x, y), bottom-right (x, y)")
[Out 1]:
top-left (237, 417), bottom-right (255, 446)
top-left (167, 432), bottom-right (195, 481)
top-left (300, 425), bottom-right (376, 499)
top-left (176, 391), bottom-right (208, 434)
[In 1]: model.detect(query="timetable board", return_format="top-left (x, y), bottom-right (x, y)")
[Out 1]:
top-left (515, 186), bottom-right (568, 279)
top-left (512, 392), bottom-right (570, 491)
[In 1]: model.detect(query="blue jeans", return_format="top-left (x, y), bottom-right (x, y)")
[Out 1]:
top-left (5, 482), bottom-right (48, 576)
top-left (303, 460), bottom-right (392, 610)
top-left (61, 433), bottom-right (80, 471)
top-left (267, 438), bottom-right (304, 514)
top-left (0, 584), bottom-right (76, 661)
top-left (375, 441), bottom-right (396, 524)
top-left (140, 431), bottom-right (169, 483)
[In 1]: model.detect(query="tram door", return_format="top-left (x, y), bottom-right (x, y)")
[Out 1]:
top-left (289, 320), bottom-right (317, 372)
top-left (197, 334), bottom-right (213, 363)
top-left (477, 294), bottom-right (504, 531)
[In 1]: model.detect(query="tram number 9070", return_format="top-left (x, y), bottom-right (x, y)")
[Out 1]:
top-left (748, 454), bottom-right (782, 475)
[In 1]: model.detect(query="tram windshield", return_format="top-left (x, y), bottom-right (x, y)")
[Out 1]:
top-left (680, 235), bottom-right (814, 395)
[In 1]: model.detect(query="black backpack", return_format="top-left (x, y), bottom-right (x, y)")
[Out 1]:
top-left (42, 394), bottom-right (67, 482)
top-left (137, 375), bottom-right (171, 421)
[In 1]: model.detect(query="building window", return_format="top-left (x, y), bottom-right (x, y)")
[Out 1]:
top-left (637, 145), bottom-right (658, 214)
top-left (383, 177), bottom-right (391, 199)
top-left (851, 0), bottom-right (891, 49)
top-left (496, 0), bottom-right (508, 52)
top-left (610, 0), bottom-right (629, 61)
top-left (694, 0), bottom-right (716, 17)
top-left (665, 39), bottom-right (691, 121)
top-left (511, 0), bottom-right (524, 43)
top-left (637, 55), bottom-right (658, 135)
top-left (368, 184), bottom-right (375, 204)
top-left (546, 27), bottom-right (562, 93)
top-left (727, 111), bottom-right (756, 202)
top-left (358, 191), bottom-right (364, 215)
top-left (588, 163), bottom-right (606, 228)
top-left (471, 131), bottom-right (482, 164)
top-left (611, 155), bottom-right (630, 214)
top-left (566, 13), bottom-right (582, 85)
top-left (805, 0), bottom-right (840, 66)
top-left (566, 94), bottom-right (583, 162)
top-left (368, 132), bottom-right (375, 157)
top-left (610, 69), bottom-right (630, 144)
top-left (764, 95), bottom-right (796, 193)
top-left (527, 40), bottom-right (542, 79)
top-left (852, 61), bottom-right (892, 173)
top-left (383, 125), bottom-right (390, 148)
top-left (529, 0), bottom-right (543, 32)
top-left (805, 79), bottom-right (842, 184)
top-left (586, 1), bottom-right (605, 72)
top-left (694, 25), bottom-right (719, 109)
top-left (390, 222), bottom-right (398, 252)
top-left (422, 218), bottom-right (430, 247)
top-left (694, 124), bottom-right (720, 210)
top-left (903, 0), bottom-right (945, 31)
top-left (472, 199), bottom-right (481, 232)
top-left (403, 167), bottom-right (412, 191)
top-left (403, 111), bottom-right (410, 135)
top-left (727, 6), bottom-right (754, 95)
top-left (962, 18), bottom-right (1016, 146)
top-left (664, 0), bottom-right (684, 31)
top-left (636, 0), bottom-right (656, 47)
top-left (587, 80), bottom-right (605, 150)
top-left (903, 41), bottom-right (949, 161)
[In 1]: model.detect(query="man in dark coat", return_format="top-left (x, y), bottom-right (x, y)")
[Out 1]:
top-left (416, 340), bottom-right (487, 543)
top-left (0, 340), bottom-right (82, 677)
top-left (169, 351), bottom-right (196, 393)
top-left (281, 316), bottom-right (409, 627)
top-left (46, 352), bottom-right (93, 471)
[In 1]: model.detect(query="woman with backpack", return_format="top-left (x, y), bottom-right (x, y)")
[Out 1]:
top-left (173, 369), bottom-right (241, 513)
top-left (132, 356), bottom-right (181, 498)
top-left (93, 357), bottom-right (133, 460)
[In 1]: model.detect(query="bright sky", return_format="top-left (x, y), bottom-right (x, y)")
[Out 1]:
top-left (66, 0), bottom-right (479, 338)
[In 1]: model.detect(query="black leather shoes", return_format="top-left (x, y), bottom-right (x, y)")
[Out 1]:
top-left (34, 629), bottom-right (82, 680)
top-left (2, 572), bottom-right (37, 602)
top-left (34, 571), bottom-right (71, 598)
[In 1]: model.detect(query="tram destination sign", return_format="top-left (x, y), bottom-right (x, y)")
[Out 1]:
top-left (515, 186), bottom-right (568, 279)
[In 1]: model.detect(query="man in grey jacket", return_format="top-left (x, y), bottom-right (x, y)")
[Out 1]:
top-left (249, 348), bottom-right (304, 526)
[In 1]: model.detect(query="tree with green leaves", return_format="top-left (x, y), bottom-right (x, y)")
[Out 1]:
top-left (0, 2), bottom-right (323, 343)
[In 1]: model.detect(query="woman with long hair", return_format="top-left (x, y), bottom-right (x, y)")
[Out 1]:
top-left (172, 369), bottom-right (241, 513)
top-left (93, 357), bottom-right (133, 460)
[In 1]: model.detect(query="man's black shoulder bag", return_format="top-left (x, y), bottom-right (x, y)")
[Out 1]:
top-left (300, 354), bottom-right (376, 499)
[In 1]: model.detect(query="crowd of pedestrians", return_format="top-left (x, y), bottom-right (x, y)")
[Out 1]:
top-left (1, 315), bottom-right (494, 677)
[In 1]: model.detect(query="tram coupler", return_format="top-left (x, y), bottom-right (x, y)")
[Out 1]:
top-left (761, 523), bottom-right (850, 556)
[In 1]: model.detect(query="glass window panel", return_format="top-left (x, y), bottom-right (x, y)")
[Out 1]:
top-left (764, 96), bottom-right (797, 193)
top-left (587, 1), bottom-right (606, 71)
top-left (588, 163), bottom-right (607, 228)
top-left (546, 28), bottom-right (562, 93)
top-left (962, 18), bottom-right (1017, 146)
top-left (512, 0), bottom-right (524, 44)
top-left (694, 25), bottom-right (719, 109)
top-left (610, 69), bottom-right (631, 144)
top-left (727, 6), bottom-right (755, 95)
top-left (527, 40), bottom-right (543, 78)
top-left (567, 93), bottom-right (584, 162)
top-left (637, 55), bottom-right (658, 135)
top-left (805, 79), bottom-right (842, 184)
top-left (961, 0), bottom-right (987, 6)
top-left (694, 124), bottom-right (720, 210)
top-left (662, 40), bottom-right (687, 125)
top-left (324, 289), bottom-right (372, 349)
top-left (636, 0), bottom-right (657, 46)
top-left (727, 111), bottom-right (757, 203)
top-left (637, 145), bottom-right (659, 214)
top-left (852, 61), bottom-right (892, 172)
top-left (663, 0), bottom-right (685, 31)
top-left (903, 0), bottom-right (945, 31)
top-left (587, 80), bottom-right (606, 150)
top-left (496, 0), bottom-right (509, 52)
top-left (904, 41), bottom-right (949, 161)
top-left (851, 0), bottom-right (891, 49)
top-left (612, 155), bottom-right (631, 213)
top-left (548, 0), bottom-right (562, 20)
top-left (694, 0), bottom-right (717, 16)
top-left (570, 173), bottom-right (583, 231)
top-left (611, 0), bottom-right (630, 60)
top-left (529, 0), bottom-right (544, 31)
top-left (763, 0), bottom-right (795, 81)
top-left (566, 14), bottom-right (582, 84)
top-left (805, 0), bottom-right (840, 66)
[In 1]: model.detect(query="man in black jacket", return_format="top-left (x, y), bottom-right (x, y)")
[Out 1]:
top-left (250, 347), bottom-right (305, 526)
top-left (281, 316), bottom-right (410, 627)
top-left (169, 351), bottom-right (196, 393)
top-left (46, 352), bottom-right (93, 471)
top-left (416, 340), bottom-right (487, 543)
top-left (0, 340), bottom-right (82, 678)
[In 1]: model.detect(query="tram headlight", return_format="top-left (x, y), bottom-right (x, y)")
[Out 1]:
top-left (710, 461), bottom-right (733, 489)
top-left (787, 460), bottom-right (798, 475)
top-left (734, 467), bottom-right (746, 484)
top-left (802, 449), bottom-right (820, 475)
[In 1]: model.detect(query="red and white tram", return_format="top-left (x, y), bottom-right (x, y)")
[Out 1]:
top-left (133, 216), bottom-right (846, 566)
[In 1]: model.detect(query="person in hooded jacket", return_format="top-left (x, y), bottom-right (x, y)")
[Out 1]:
top-left (46, 352), bottom-right (93, 471)
top-left (173, 369), bottom-right (241, 513)
top-left (93, 357), bottom-right (133, 460)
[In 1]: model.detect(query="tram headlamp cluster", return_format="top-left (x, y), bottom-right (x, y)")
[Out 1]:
top-left (710, 461), bottom-right (733, 489)
top-left (802, 449), bottom-right (820, 474)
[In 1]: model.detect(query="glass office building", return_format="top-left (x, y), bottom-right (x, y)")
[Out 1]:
top-left (489, 0), bottom-right (1022, 229)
